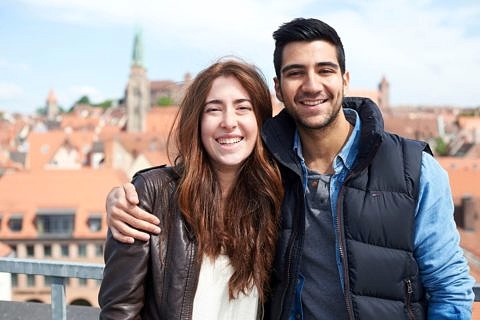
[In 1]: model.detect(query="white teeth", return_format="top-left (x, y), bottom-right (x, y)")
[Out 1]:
top-left (217, 137), bottom-right (242, 144)
top-left (302, 99), bottom-right (327, 106)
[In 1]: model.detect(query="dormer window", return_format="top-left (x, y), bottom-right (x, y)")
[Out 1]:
top-left (36, 209), bottom-right (75, 238)
top-left (88, 214), bottom-right (102, 232)
top-left (8, 214), bottom-right (23, 232)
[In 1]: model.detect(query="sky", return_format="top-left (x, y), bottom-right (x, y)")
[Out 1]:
top-left (1, 0), bottom-right (479, 115)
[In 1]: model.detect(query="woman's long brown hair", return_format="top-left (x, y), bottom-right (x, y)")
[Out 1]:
top-left (167, 59), bottom-right (283, 302)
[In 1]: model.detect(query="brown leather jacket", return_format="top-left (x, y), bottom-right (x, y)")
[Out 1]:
top-left (99, 166), bottom-right (201, 320)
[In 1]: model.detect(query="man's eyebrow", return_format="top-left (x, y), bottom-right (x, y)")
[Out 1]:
top-left (281, 62), bottom-right (339, 74)
top-left (317, 62), bottom-right (339, 69)
top-left (281, 64), bottom-right (304, 74)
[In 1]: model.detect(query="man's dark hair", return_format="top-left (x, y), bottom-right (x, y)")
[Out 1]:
top-left (273, 18), bottom-right (346, 79)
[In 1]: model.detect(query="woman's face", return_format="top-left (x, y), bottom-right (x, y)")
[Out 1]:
top-left (201, 75), bottom-right (258, 175)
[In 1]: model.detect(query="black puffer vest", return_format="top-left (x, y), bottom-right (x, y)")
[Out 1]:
top-left (262, 97), bottom-right (429, 319)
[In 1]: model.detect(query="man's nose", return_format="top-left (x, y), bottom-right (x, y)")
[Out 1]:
top-left (301, 72), bottom-right (323, 93)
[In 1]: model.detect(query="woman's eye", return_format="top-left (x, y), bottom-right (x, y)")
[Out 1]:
top-left (205, 107), bottom-right (220, 113)
top-left (237, 105), bottom-right (253, 112)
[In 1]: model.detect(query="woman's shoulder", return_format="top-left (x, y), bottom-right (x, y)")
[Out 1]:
top-left (133, 165), bottom-right (180, 184)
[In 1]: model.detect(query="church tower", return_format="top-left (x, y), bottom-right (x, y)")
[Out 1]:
top-left (46, 89), bottom-right (59, 121)
top-left (126, 29), bottom-right (150, 132)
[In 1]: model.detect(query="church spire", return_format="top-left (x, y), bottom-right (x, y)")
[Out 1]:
top-left (131, 29), bottom-right (144, 68)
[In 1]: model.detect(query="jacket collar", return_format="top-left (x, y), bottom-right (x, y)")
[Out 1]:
top-left (261, 97), bottom-right (384, 175)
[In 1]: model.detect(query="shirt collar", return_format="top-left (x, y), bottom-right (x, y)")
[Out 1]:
top-left (293, 108), bottom-right (361, 173)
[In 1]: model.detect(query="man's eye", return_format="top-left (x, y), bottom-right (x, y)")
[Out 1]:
top-left (287, 71), bottom-right (303, 77)
top-left (319, 69), bottom-right (334, 74)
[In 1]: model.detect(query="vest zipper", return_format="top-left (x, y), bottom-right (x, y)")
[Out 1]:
top-left (336, 182), bottom-right (355, 320)
top-left (278, 187), bottom-right (303, 319)
top-left (405, 279), bottom-right (415, 320)
top-left (336, 137), bottom-right (382, 320)
top-left (278, 235), bottom-right (295, 319)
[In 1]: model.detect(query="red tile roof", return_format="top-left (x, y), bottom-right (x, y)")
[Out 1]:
top-left (438, 157), bottom-right (480, 198)
top-left (0, 168), bottom-right (128, 239)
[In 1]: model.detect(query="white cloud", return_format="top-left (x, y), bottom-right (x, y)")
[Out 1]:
top-left (0, 83), bottom-right (24, 100)
top-left (14, 0), bottom-right (480, 107)
top-left (319, 0), bottom-right (480, 106)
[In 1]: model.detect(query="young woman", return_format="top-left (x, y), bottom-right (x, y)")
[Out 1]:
top-left (99, 60), bottom-right (284, 320)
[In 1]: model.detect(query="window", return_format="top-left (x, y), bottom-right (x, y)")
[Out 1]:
top-left (78, 244), bottom-right (87, 257)
top-left (95, 244), bottom-right (103, 257)
top-left (27, 274), bottom-right (35, 287)
top-left (26, 244), bottom-right (34, 257)
top-left (36, 209), bottom-right (75, 237)
top-left (44, 244), bottom-right (52, 257)
top-left (87, 215), bottom-right (102, 232)
top-left (61, 244), bottom-right (69, 257)
top-left (11, 274), bottom-right (18, 288)
top-left (8, 214), bottom-right (23, 232)
top-left (78, 278), bottom-right (87, 287)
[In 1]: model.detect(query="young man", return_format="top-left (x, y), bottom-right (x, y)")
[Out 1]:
top-left (105, 18), bottom-right (474, 319)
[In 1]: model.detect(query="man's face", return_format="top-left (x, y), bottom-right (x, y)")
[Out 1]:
top-left (274, 40), bottom-right (349, 130)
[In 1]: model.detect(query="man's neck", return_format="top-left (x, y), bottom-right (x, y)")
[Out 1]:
top-left (298, 112), bottom-right (353, 174)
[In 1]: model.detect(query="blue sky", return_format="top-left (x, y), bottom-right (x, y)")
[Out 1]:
top-left (1, 0), bottom-right (479, 115)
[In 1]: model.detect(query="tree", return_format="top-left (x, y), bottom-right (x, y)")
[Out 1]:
top-left (95, 100), bottom-right (113, 109)
top-left (434, 136), bottom-right (449, 156)
top-left (36, 106), bottom-right (47, 116)
top-left (76, 95), bottom-right (91, 105)
top-left (156, 96), bottom-right (174, 106)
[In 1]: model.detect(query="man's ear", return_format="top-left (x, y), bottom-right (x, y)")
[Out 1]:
top-left (274, 77), bottom-right (283, 102)
top-left (343, 71), bottom-right (350, 94)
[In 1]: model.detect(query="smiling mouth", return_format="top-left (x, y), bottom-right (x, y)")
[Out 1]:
top-left (299, 98), bottom-right (328, 106)
top-left (216, 137), bottom-right (243, 145)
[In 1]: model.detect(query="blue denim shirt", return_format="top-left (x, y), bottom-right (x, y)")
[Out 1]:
top-left (290, 108), bottom-right (475, 319)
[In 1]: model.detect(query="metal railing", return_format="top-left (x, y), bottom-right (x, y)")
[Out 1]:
top-left (0, 257), bottom-right (103, 320)
top-left (0, 257), bottom-right (479, 320)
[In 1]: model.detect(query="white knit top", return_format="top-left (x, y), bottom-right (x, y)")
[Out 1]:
top-left (192, 254), bottom-right (259, 320)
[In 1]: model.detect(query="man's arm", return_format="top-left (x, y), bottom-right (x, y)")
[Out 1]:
top-left (106, 182), bottom-right (160, 243)
top-left (414, 152), bottom-right (475, 318)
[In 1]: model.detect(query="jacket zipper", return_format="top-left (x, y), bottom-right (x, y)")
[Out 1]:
top-left (405, 279), bottom-right (415, 320)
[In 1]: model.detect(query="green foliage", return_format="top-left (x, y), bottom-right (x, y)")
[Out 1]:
top-left (69, 95), bottom-right (92, 112)
top-left (68, 95), bottom-right (114, 112)
top-left (156, 96), bottom-right (174, 106)
top-left (36, 106), bottom-right (47, 116)
top-left (434, 136), bottom-right (448, 156)
top-left (95, 100), bottom-right (113, 109)
top-left (76, 95), bottom-right (91, 105)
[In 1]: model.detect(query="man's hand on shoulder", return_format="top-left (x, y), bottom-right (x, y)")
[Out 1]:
top-left (106, 182), bottom-right (160, 243)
